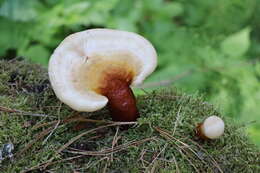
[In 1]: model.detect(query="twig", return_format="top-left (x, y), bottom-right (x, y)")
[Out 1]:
top-left (187, 139), bottom-right (223, 173)
top-left (57, 122), bottom-right (137, 153)
top-left (42, 104), bottom-right (63, 144)
top-left (111, 126), bottom-right (120, 162)
top-left (156, 156), bottom-right (180, 173)
top-left (21, 155), bottom-right (84, 173)
top-left (146, 143), bottom-right (168, 172)
top-left (32, 121), bottom-right (59, 130)
top-left (22, 121), bottom-right (137, 172)
top-left (177, 148), bottom-right (200, 173)
top-left (32, 116), bottom-right (108, 130)
top-left (102, 160), bottom-right (108, 173)
top-left (0, 106), bottom-right (18, 113)
top-left (85, 157), bottom-right (109, 170)
top-left (0, 106), bottom-right (51, 118)
top-left (155, 126), bottom-right (222, 172)
top-left (15, 125), bottom-right (55, 157)
top-left (154, 127), bottom-right (193, 149)
top-left (42, 120), bottom-right (61, 144)
top-left (139, 149), bottom-right (149, 168)
top-left (150, 160), bottom-right (157, 173)
top-left (154, 126), bottom-right (212, 172)
top-left (155, 126), bottom-right (196, 153)
top-left (173, 106), bottom-right (182, 136)
top-left (66, 137), bottom-right (155, 156)
top-left (172, 155), bottom-right (180, 173)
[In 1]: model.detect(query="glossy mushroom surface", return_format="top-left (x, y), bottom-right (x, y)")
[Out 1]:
top-left (49, 29), bottom-right (157, 121)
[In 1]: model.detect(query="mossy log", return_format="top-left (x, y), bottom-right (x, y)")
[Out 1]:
top-left (0, 60), bottom-right (259, 172)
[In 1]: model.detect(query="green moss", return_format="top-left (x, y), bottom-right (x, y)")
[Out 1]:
top-left (0, 60), bottom-right (259, 172)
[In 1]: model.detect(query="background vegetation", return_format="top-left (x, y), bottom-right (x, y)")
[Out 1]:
top-left (0, 0), bottom-right (259, 147)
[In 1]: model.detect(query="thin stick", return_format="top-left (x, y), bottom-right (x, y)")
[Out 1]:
top-left (85, 157), bottom-right (109, 170)
top-left (42, 104), bottom-right (63, 144)
top-left (21, 155), bottom-right (84, 173)
top-left (15, 125), bottom-right (55, 157)
top-left (102, 160), bottom-right (108, 173)
top-left (146, 143), bottom-right (168, 172)
top-left (32, 117), bottom-right (108, 130)
top-left (0, 106), bottom-right (51, 118)
top-left (173, 106), bottom-right (182, 136)
top-left (111, 126), bottom-right (119, 162)
top-left (0, 106), bottom-right (18, 113)
top-left (58, 122), bottom-right (137, 153)
top-left (155, 126), bottom-right (216, 172)
top-left (23, 122), bottom-right (137, 172)
top-left (172, 155), bottom-right (180, 173)
top-left (155, 127), bottom-right (205, 160)
top-left (187, 139), bottom-right (223, 173)
top-left (66, 137), bottom-right (155, 156)
top-left (177, 148), bottom-right (200, 173)
top-left (139, 149), bottom-right (149, 168)
top-left (42, 120), bottom-right (61, 144)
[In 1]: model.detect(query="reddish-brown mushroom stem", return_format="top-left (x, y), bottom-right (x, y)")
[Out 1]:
top-left (196, 123), bottom-right (209, 140)
top-left (101, 78), bottom-right (139, 122)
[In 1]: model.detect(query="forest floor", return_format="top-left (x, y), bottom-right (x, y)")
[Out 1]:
top-left (0, 60), bottom-right (259, 172)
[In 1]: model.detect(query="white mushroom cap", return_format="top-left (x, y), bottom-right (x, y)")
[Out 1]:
top-left (201, 116), bottom-right (225, 139)
top-left (48, 29), bottom-right (157, 112)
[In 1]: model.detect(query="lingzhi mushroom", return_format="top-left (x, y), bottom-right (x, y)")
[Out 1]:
top-left (49, 29), bottom-right (157, 122)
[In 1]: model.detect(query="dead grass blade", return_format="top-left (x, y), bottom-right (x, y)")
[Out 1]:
top-left (0, 105), bottom-right (51, 117)
top-left (42, 120), bottom-right (61, 144)
top-left (154, 126), bottom-right (216, 173)
top-left (187, 139), bottom-right (223, 173)
top-left (15, 125), bottom-right (55, 157)
top-left (57, 122), bottom-right (137, 153)
top-left (173, 106), bottom-right (182, 136)
top-left (177, 148), bottom-right (200, 173)
top-left (21, 155), bottom-right (84, 173)
top-left (32, 115), bottom-right (109, 130)
top-left (111, 126), bottom-right (120, 162)
top-left (66, 137), bottom-right (155, 156)
top-left (145, 143), bottom-right (168, 172)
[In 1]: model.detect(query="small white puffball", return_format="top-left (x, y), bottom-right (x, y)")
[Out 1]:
top-left (201, 116), bottom-right (225, 139)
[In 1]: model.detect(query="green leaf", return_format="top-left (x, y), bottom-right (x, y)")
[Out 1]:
top-left (160, 2), bottom-right (183, 18)
top-left (20, 45), bottom-right (49, 66)
top-left (0, 0), bottom-right (40, 21)
top-left (255, 62), bottom-right (260, 76)
top-left (220, 27), bottom-right (251, 57)
top-left (0, 18), bottom-right (30, 56)
top-left (247, 127), bottom-right (260, 147)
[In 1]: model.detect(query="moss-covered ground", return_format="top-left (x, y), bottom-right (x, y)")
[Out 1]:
top-left (0, 59), bottom-right (259, 172)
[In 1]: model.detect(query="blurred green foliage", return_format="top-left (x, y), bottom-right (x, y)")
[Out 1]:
top-left (0, 0), bottom-right (259, 146)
